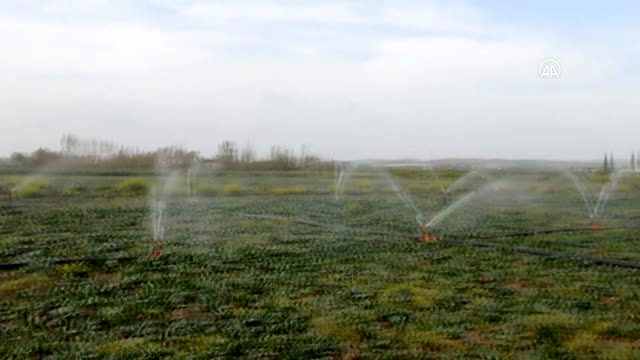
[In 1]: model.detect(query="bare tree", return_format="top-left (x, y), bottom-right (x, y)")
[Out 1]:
top-left (217, 141), bottom-right (238, 167)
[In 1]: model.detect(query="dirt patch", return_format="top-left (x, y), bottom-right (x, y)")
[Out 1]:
top-left (92, 272), bottom-right (121, 284)
top-left (169, 304), bottom-right (209, 320)
top-left (505, 278), bottom-right (533, 292)
top-left (0, 273), bottom-right (52, 299)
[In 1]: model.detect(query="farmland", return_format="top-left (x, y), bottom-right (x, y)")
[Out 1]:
top-left (1, 168), bottom-right (640, 358)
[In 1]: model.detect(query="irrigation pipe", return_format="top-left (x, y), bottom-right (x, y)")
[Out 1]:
top-left (444, 238), bottom-right (640, 269)
top-left (448, 225), bottom-right (638, 240)
top-left (1, 215), bottom-right (637, 271)
top-left (239, 213), bottom-right (640, 270)
top-left (0, 256), bottom-right (136, 271)
top-left (238, 213), bottom-right (637, 240)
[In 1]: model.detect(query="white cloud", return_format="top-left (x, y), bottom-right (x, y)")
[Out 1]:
top-left (181, 2), bottom-right (362, 24)
top-left (0, 17), bottom-right (228, 75)
top-left (181, 1), bottom-right (490, 34)
top-left (381, 1), bottom-right (487, 34)
top-left (0, 1), bottom-right (638, 160)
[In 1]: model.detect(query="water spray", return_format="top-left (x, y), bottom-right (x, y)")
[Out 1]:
top-left (564, 170), bottom-right (624, 229)
top-left (335, 167), bottom-right (346, 201)
top-left (149, 157), bottom-right (180, 258)
top-left (0, 184), bottom-right (16, 200)
top-left (186, 168), bottom-right (197, 202)
top-left (423, 161), bottom-right (448, 204)
top-left (150, 186), bottom-right (166, 258)
top-left (186, 156), bottom-right (200, 202)
top-left (415, 213), bottom-right (440, 242)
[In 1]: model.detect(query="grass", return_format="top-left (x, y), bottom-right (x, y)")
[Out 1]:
top-left (16, 179), bottom-right (51, 198)
top-left (116, 177), bottom-right (150, 195)
top-left (0, 273), bottom-right (51, 293)
top-left (222, 183), bottom-right (244, 195)
top-left (0, 169), bottom-right (639, 357)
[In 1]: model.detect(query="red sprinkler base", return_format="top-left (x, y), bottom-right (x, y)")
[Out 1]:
top-left (589, 223), bottom-right (602, 231)
top-left (1, 188), bottom-right (14, 200)
top-left (150, 241), bottom-right (164, 258)
top-left (418, 234), bottom-right (441, 242)
top-left (418, 224), bottom-right (441, 243)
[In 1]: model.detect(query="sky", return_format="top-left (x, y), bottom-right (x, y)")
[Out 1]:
top-left (1, 0), bottom-right (639, 160)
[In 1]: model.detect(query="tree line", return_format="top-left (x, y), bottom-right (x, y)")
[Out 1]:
top-left (215, 141), bottom-right (329, 170)
top-left (8, 135), bottom-right (330, 171)
top-left (603, 152), bottom-right (640, 173)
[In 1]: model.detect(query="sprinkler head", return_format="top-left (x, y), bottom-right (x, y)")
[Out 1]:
top-left (418, 224), bottom-right (441, 243)
top-left (150, 241), bottom-right (164, 258)
top-left (1, 186), bottom-right (15, 200)
top-left (418, 234), bottom-right (441, 242)
top-left (588, 222), bottom-right (602, 231)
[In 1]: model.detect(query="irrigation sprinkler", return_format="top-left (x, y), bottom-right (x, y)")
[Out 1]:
top-left (0, 184), bottom-right (16, 200)
top-left (588, 222), bottom-right (601, 231)
top-left (564, 169), bottom-right (622, 221)
top-left (237, 213), bottom-right (640, 269)
top-left (418, 224), bottom-right (440, 242)
top-left (150, 240), bottom-right (163, 258)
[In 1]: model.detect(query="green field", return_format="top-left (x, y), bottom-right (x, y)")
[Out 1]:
top-left (1, 169), bottom-right (640, 358)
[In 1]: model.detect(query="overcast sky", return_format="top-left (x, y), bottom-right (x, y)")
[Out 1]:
top-left (1, 0), bottom-right (639, 160)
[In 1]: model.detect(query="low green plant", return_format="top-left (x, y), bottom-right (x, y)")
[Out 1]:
top-left (16, 180), bottom-right (51, 198)
top-left (269, 186), bottom-right (310, 195)
top-left (345, 201), bottom-right (364, 215)
top-left (357, 181), bottom-right (374, 193)
top-left (58, 262), bottom-right (91, 278)
top-left (60, 187), bottom-right (78, 197)
top-left (0, 274), bottom-right (51, 292)
top-left (223, 183), bottom-right (243, 195)
top-left (195, 183), bottom-right (219, 196)
top-left (117, 177), bottom-right (149, 195)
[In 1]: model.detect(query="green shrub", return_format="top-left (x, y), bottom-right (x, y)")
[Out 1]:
top-left (117, 177), bottom-right (149, 195)
top-left (522, 312), bottom-right (579, 346)
top-left (58, 262), bottom-right (91, 278)
top-left (61, 186), bottom-right (82, 197)
top-left (0, 274), bottom-right (51, 292)
top-left (16, 180), bottom-right (51, 198)
top-left (196, 183), bottom-right (219, 196)
top-left (223, 183), bottom-right (243, 195)
top-left (357, 181), bottom-right (374, 193)
top-left (405, 327), bottom-right (463, 350)
top-left (269, 186), bottom-right (310, 195)
top-left (310, 316), bottom-right (360, 343)
top-left (345, 201), bottom-right (364, 215)
top-left (97, 338), bottom-right (165, 356)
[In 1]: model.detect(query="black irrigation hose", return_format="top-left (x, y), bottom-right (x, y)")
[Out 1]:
top-left (239, 213), bottom-right (637, 240)
top-left (444, 238), bottom-right (640, 269)
top-left (1, 215), bottom-right (638, 271)
top-left (0, 256), bottom-right (136, 271)
top-left (451, 225), bottom-right (638, 240)
top-left (240, 213), bottom-right (640, 270)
